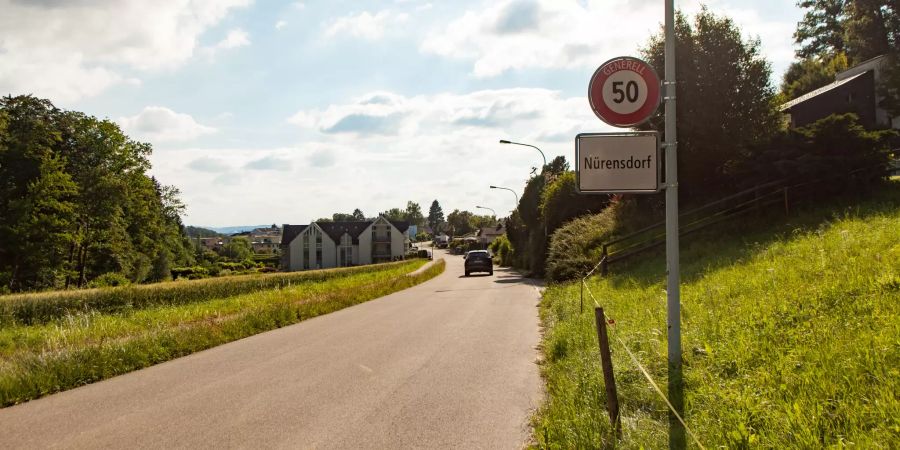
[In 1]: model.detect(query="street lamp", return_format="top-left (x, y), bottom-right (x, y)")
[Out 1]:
top-left (475, 205), bottom-right (497, 217)
top-left (489, 185), bottom-right (519, 207)
top-left (499, 139), bottom-right (546, 168)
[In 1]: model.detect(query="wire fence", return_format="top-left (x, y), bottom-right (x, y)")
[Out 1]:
top-left (581, 259), bottom-right (706, 449)
top-left (576, 162), bottom-right (893, 448)
top-left (595, 164), bottom-right (892, 274)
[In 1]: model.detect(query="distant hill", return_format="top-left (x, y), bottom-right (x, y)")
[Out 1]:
top-left (185, 226), bottom-right (222, 238)
top-left (193, 225), bottom-right (273, 235)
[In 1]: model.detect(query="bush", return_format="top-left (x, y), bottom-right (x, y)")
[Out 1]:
top-left (743, 113), bottom-right (896, 188)
top-left (540, 172), bottom-right (609, 232)
top-left (216, 262), bottom-right (240, 271)
top-left (170, 266), bottom-right (209, 280)
top-left (545, 200), bottom-right (633, 282)
top-left (86, 273), bottom-right (131, 288)
top-left (489, 235), bottom-right (514, 266)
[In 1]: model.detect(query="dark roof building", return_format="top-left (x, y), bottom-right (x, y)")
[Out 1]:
top-left (317, 221), bottom-right (370, 245)
top-left (280, 224), bottom-right (309, 246)
top-left (781, 55), bottom-right (899, 130)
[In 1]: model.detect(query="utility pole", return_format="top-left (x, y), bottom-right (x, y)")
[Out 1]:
top-left (664, 0), bottom-right (685, 447)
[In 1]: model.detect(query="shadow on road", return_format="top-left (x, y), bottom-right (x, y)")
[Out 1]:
top-left (492, 278), bottom-right (524, 284)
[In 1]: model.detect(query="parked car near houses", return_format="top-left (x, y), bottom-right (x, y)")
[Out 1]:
top-left (464, 250), bottom-right (493, 276)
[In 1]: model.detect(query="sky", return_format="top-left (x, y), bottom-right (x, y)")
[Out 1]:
top-left (1, 0), bottom-right (803, 227)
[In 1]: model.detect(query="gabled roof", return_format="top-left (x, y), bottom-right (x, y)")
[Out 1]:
top-left (780, 71), bottom-right (869, 112)
top-left (282, 218), bottom-right (412, 246)
top-left (386, 218), bottom-right (410, 233)
top-left (318, 221), bottom-right (371, 245)
top-left (281, 224), bottom-right (308, 245)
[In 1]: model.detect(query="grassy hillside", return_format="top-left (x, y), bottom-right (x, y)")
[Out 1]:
top-left (533, 182), bottom-right (900, 448)
top-left (1, 259), bottom-right (444, 406)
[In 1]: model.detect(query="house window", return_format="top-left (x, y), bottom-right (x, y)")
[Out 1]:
top-left (315, 249), bottom-right (322, 268)
top-left (339, 234), bottom-right (352, 267)
top-left (302, 232), bottom-right (310, 270)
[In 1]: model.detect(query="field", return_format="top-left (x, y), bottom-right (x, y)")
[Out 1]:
top-left (532, 182), bottom-right (900, 448)
top-left (0, 259), bottom-right (444, 407)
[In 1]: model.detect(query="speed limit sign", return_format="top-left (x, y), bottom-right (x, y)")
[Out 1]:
top-left (588, 56), bottom-right (661, 127)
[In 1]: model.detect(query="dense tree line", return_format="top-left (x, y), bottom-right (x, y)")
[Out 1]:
top-left (0, 95), bottom-right (194, 292)
top-left (319, 202), bottom-right (427, 227)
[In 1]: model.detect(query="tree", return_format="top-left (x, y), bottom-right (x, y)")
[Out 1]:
top-left (470, 214), bottom-right (496, 230)
top-left (351, 208), bottom-right (365, 220)
top-left (793, 0), bottom-right (899, 63)
top-left (545, 155), bottom-right (569, 178)
top-left (781, 53), bottom-right (849, 100)
top-left (0, 96), bottom-right (77, 290)
top-left (332, 213), bottom-right (355, 221)
top-left (0, 95), bottom-right (194, 291)
top-left (844, 0), bottom-right (895, 62)
top-left (794, 0), bottom-right (848, 58)
top-left (446, 209), bottom-right (475, 236)
top-left (380, 208), bottom-right (405, 221)
top-left (220, 237), bottom-right (253, 261)
top-left (640, 8), bottom-right (779, 201)
top-left (404, 201), bottom-right (425, 227)
top-left (427, 200), bottom-right (444, 231)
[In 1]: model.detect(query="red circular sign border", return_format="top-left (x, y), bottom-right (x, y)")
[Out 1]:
top-left (588, 56), bottom-right (661, 127)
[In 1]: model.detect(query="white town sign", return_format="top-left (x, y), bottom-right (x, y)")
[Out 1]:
top-left (575, 132), bottom-right (660, 194)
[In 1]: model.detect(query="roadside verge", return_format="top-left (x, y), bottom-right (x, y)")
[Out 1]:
top-left (0, 259), bottom-right (446, 407)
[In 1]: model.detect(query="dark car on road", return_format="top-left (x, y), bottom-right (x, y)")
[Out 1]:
top-left (464, 250), bottom-right (493, 276)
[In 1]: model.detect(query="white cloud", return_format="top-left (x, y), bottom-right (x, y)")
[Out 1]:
top-left (421, 0), bottom-right (799, 79)
top-left (324, 10), bottom-right (409, 40)
top-left (276, 88), bottom-right (614, 222)
top-left (275, 20), bottom-right (288, 30)
top-left (245, 155), bottom-right (292, 171)
top-left (288, 89), bottom-right (602, 140)
top-left (188, 156), bottom-right (231, 173)
top-left (214, 28), bottom-right (251, 50)
top-left (0, 0), bottom-right (252, 103)
top-left (201, 28), bottom-right (251, 60)
top-left (119, 106), bottom-right (217, 143)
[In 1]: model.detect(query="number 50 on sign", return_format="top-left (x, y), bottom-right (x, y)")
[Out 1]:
top-left (588, 56), bottom-right (661, 128)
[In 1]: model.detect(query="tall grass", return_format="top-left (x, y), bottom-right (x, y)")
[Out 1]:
top-left (533, 185), bottom-right (900, 448)
top-left (0, 259), bottom-right (445, 406)
top-left (0, 260), bottom-right (418, 326)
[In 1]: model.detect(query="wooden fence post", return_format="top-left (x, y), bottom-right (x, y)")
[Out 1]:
top-left (783, 187), bottom-right (790, 215)
top-left (580, 281), bottom-right (584, 313)
top-left (594, 307), bottom-right (621, 436)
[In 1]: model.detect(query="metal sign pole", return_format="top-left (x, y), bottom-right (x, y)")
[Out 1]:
top-left (664, 0), bottom-right (685, 448)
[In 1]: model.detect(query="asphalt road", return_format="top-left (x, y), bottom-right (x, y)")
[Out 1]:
top-left (0, 249), bottom-right (543, 449)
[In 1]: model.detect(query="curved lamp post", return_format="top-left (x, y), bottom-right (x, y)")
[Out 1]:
top-left (489, 185), bottom-right (519, 208)
top-left (499, 139), bottom-right (546, 168)
top-left (475, 205), bottom-right (497, 217)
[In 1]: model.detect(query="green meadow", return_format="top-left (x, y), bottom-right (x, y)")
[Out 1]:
top-left (533, 183), bottom-right (900, 448)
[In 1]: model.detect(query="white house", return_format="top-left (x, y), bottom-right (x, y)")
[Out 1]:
top-left (280, 217), bottom-right (411, 271)
top-left (477, 223), bottom-right (506, 246)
